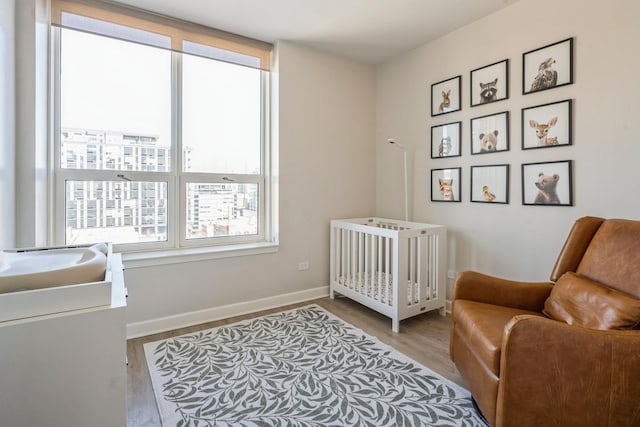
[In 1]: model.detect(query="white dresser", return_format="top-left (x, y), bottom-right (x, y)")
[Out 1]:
top-left (0, 253), bottom-right (127, 427)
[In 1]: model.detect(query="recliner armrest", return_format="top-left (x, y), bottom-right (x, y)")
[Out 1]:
top-left (452, 271), bottom-right (553, 312)
top-left (497, 315), bottom-right (640, 427)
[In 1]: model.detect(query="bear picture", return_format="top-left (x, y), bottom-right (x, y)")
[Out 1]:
top-left (534, 172), bottom-right (560, 204)
top-left (470, 59), bottom-right (509, 107)
top-left (522, 160), bottom-right (573, 206)
top-left (479, 130), bottom-right (499, 152)
top-left (470, 111), bottom-right (509, 155)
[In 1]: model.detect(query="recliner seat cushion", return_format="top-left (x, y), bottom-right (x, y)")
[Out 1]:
top-left (544, 271), bottom-right (640, 330)
top-left (453, 300), bottom-right (544, 375)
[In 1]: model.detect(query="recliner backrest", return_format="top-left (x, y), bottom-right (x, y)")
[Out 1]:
top-left (550, 216), bottom-right (604, 282)
top-left (576, 219), bottom-right (640, 299)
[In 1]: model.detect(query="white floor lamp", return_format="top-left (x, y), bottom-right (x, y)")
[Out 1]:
top-left (388, 139), bottom-right (408, 222)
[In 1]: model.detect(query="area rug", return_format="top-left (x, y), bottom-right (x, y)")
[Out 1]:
top-left (144, 305), bottom-right (485, 426)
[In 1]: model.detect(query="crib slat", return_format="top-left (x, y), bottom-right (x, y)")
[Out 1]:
top-left (420, 236), bottom-right (424, 301)
top-left (344, 228), bottom-right (348, 282)
top-left (431, 234), bottom-right (438, 298)
top-left (363, 233), bottom-right (368, 292)
top-left (411, 237), bottom-right (423, 304)
top-left (340, 228), bottom-right (345, 283)
top-left (429, 234), bottom-right (435, 298)
top-left (376, 235), bottom-right (380, 298)
top-left (370, 234), bottom-right (375, 298)
top-left (340, 229), bottom-right (344, 284)
top-left (410, 237), bottom-right (415, 305)
top-left (424, 234), bottom-right (430, 299)
top-left (360, 232), bottom-right (363, 290)
top-left (346, 230), bottom-right (353, 287)
top-left (337, 228), bottom-right (341, 284)
top-left (385, 236), bottom-right (390, 306)
top-left (352, 231), bottom-right (356, 289)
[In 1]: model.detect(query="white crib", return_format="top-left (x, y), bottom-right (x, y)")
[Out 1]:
top-left (330, 217), bottom-right (446, 332)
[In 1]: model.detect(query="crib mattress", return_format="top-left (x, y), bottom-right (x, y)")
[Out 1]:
top-left (337, 272), bottom-right (420, 305)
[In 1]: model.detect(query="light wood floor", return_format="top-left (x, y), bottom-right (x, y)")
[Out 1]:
top-left (126, 296), bottom-right (465, 427)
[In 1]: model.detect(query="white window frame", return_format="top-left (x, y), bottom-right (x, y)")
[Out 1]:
top-left (50, 17), bottom-right (275, 256)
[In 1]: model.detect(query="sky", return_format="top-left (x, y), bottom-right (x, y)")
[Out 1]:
top-left (60, 28), bottom-right (261, 175)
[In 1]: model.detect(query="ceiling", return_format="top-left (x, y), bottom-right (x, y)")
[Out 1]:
top-left (114, 0), bottom-right (521, 64)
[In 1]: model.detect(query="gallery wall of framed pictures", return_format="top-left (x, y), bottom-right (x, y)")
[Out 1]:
top-left (429, 37), bottom-right (575, 206)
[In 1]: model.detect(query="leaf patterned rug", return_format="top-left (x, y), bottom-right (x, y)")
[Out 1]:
top-left (144, 305), bottom-right (485, 426)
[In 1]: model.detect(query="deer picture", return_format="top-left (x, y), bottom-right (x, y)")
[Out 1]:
top-left (529, 117), bottom-right (558, 146)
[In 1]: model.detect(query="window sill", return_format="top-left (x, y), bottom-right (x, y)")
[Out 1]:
top-left (122, 241), bottom-right (279, 269)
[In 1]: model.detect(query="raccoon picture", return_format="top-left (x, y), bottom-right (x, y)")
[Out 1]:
top-left (479, 78), bottom-right (498, 104)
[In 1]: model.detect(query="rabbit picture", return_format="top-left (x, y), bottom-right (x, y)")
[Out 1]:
top-left (438, 90), bottom-right (451, 113)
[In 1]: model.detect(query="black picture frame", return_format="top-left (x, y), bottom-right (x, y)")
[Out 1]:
top-left (431, 167), bottom-right (461, 202)
top-left (470, 164), bottom-right (510, 204)
top-left (521, 99), bottom-right (572, 150)
top-left (431, 121), bottom-right (462, 158)
top-left (521, 160), bottom-right (573, 206)
top-left (523, 37), bottom-right (573, 95)
top-left (431, 75), bottom-right (462, 116)
top-left (470, 59), bottom-right (509, 107)
top-left (470, 111), bottom-right (510, 155)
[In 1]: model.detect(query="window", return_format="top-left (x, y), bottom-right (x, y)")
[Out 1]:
top-left (51, 0), bottom-right (273, 253)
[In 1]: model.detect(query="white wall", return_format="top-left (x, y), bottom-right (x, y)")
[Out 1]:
top-left (0, 0), bottom-right (15, 249)
top-left (14, 0), bottom-right (48, 248)
top-left (376, 0), bottom-right (640, 295)
top-left (124, 41), bottom-right (376, 330)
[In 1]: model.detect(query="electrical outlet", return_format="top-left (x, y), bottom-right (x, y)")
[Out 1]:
top-left (298, 261), bottom-right (309, 271)
top-left (447, 270), bottom-right (456, 279)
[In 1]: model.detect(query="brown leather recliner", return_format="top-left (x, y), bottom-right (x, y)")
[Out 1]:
top-left (450, 217), bottom-right (640, 427)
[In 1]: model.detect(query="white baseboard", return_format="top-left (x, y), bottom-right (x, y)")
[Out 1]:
top-left (127, 286), bottom-right (329, 339)
top-left (446, 299), bottom-right (452, 314)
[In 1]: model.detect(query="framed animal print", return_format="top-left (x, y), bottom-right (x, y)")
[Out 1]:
top-left (431, 121), bottom-right (461, 158)
top-left (431, 167), bottom-right (461, 203)
top-left (470, 164), bottom-right (509, 204)
top-left (523, 37), bottom-right (573, 95)
top-left (522, 99), bottom-right (572, 150)
top-left (470, 59), bottom-right (509, 107)
top-left (431, 75), bottom-right (461, 117)
top-left (470, 111), bottom-right (509, 155)
top-left (522, 160), bottom-right (573, 206)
